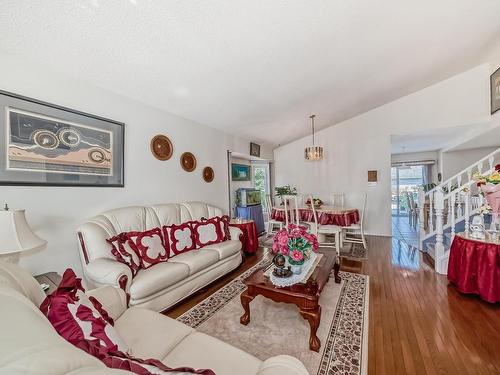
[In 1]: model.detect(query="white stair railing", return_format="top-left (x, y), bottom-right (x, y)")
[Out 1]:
top-left (418, 147), bottom-right (500, 274)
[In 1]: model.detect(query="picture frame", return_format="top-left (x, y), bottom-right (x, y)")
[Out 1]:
top-left (249, 142), bottom-right (261, 157)
top-left (0, 90), bottom-right (124, 187)
top-left (231, 163), bottom-right (251, 181)
top-left (491, 66), bottom-right (500, 114)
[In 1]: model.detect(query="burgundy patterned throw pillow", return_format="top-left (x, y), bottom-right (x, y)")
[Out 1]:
top-left (127, 228), bottom-right (169, 269)
top-left (107, 233), bottom-right (141, 276)
top-left (163, 222), bottom-right (196, 256)
top-left (192, 218), bottom-right (224, 248)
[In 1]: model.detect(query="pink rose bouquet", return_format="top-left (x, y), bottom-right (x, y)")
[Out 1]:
top-left (271, 224), bottom-right (318, 265)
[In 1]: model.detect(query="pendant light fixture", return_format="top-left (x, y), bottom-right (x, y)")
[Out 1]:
top-left (304, 114), bottom-right (323, 161)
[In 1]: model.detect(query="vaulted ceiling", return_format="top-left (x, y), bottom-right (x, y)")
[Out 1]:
top-left (1, 1), bottom-right (500, 146)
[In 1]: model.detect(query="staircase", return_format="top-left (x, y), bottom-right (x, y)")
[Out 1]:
top-left (418, 147), bottom-right (500, 274)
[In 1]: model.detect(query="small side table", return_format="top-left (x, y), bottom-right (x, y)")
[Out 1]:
top-left (230, 219), bottom-right (259, 254)
top-left (34, 272), bottom-right (61, 295)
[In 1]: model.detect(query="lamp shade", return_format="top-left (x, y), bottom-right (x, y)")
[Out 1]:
top-left (0, 209), bottom-right (47, 255)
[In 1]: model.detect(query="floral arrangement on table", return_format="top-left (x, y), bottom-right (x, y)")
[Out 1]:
top-left (272, 224), bottom-right (319, 269)
top-left (473, 164), bottom-right (500, 225)
top-left (305, 197), bottom-right (323, 209)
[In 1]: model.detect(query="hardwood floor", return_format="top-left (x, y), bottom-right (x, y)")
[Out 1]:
top-left (166, 236), bottom-right (500, 375)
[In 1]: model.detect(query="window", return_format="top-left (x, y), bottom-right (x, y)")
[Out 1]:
top-left (252, 163), bottom-right (270, 210)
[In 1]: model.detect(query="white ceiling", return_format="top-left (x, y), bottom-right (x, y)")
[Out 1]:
top-left (390, 124), bottom-right (490, 154)
top-left (445, 125), bottom-right (500, 152)
top-left (1, 1), bottom-right (500, 146)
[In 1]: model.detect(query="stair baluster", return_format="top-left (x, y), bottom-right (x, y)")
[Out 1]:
top-left (418, 187), bottom-right (425, 251)
top-left (451, 192), bottom-right (456, 238)
top-left (434, 189), bottom-right (447, 274)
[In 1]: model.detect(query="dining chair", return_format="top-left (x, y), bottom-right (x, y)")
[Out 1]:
top-left (265, 194), bottom-right (283, 237)
top-left (308, 195), bottom-right (342, 255)
top-left (282, 194), bottom-right (300, 228)
top-left (407, 193), bottom-right (419, 229)
top-left (331, 192), bottom-right (345, 208)
top-left (342, 192), bottom-right (367, 249)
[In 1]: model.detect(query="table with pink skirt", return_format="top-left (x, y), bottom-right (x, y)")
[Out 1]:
top-left (271, 205), bottom-right (360, 227)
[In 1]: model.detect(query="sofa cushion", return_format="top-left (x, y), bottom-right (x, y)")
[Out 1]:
top-left (164, 222), bottom-right (196, 255)
top-left (130, 262), bottom-right (190, 300)
top-left (40, 269), bottom-right (128, 353)
top-left (168, 249), bottom-right (220, 276)
top-left (192, 218), bottom-right (223, 248)
top-left (163, 332), bottom-right (261, 375)
top-left (128, 228), bottom-right (169, 269)
top-left (107, 233), bottom-right (141, 277)
top-left (115, 307), bottom-right (194, 360)
top-left (203, 240), bottom-right (241, 260)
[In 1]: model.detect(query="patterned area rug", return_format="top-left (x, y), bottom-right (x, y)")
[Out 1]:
top-left (177, 258), bottom-right (369, 375)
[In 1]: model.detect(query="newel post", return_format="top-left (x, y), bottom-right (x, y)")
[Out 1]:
top-left (434, 189), bottom-right (447, 274)
top-left (418, 187), bottom-right (425, 251)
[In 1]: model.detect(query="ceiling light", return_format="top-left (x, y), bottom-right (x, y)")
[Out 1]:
top-left (304, 114), bottom-right (323, 161)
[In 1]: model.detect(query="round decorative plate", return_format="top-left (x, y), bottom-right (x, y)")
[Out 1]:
top-left (180, 152), bottom-right (197, 172)
top-left (150, 135), bottom-right (173, 161)
top-left (202, 166), bottom-right (214, 182)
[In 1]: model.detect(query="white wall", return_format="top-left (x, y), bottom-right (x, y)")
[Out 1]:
top-left (274, 64), bottom-right (491, 236)
top-left (441, 147), bottom-right (498, 180)
top-left (0, 54), bottom-right (272, 276)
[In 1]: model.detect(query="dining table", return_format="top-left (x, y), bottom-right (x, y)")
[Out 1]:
top-left (271, 205), bottom-right (360, 227)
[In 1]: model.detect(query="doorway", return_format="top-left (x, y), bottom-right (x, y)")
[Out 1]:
top-left (391, 165), bottom-right (424, 217)
top-left (391, 164), bottom-right (425, 249)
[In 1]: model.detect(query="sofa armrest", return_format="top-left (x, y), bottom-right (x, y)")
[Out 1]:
top-left (229, 226), bottom-right (243, 242)
top-left (86, 285), bottom-right (128, 321)
top-left (85, 258), bottom-right (132, 293)
top-left (257, 355), bottom-right (309, 375)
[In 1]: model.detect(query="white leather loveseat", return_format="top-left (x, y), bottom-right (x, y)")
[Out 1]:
top-left (0, 262), bottom-right (309, 375)
top-left (77, 202), bottom-right (243, 312)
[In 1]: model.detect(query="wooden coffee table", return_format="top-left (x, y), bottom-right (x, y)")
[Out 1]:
top-left (240, 251), bottom-right (340, 352)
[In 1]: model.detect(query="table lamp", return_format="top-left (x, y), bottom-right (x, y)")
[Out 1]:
top-left (0, 207), bottom-right (47, 263)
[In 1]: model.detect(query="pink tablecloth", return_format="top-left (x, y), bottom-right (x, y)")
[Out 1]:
top-left (448, 234), bottom-right (500, 303)
top-left (271, 207), bottom-right (360, 227)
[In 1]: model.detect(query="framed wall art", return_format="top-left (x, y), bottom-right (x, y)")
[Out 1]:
top-left (0, 90), bottom-right (124, 187)
top-left (249, 142), bottom-right (261, 157)
top-left (491, 66), bottom-right (500, 114)
top-left (231, 163), bottom-right (251, 181)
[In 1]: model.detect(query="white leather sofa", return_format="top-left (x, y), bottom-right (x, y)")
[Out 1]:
top-left (0, 262), bottom-right (309, 375)
top-left (77, 202), bottom-right (244, 312)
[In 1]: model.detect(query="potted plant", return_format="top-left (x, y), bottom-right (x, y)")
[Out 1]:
top-left (271, 224), bottom-right (319, 274)
top-left (473, 164), bottom-right (500, 227)
top-left (274, 185), bottom-right (297, 205)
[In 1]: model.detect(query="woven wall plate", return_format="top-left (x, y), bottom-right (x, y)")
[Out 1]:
top-left (180, 152), bottom-right (197, 172)
top-left (202, 166), bottom-right (214, 182)
top-left (150, 135), bottom-right (173, 161)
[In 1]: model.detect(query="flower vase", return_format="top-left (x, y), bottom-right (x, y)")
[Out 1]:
top-left (290, 263), bottom-right (303, 275)
top-left (481, 184), bottom-right (500, 226)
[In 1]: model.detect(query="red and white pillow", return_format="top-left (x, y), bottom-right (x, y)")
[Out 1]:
top-left (127, 228), bottom-right (169, 269)
top-left (164, 222), bottom-right (196, 255)
top-left (107, 233), bottom-right (141, 276)
top-left (192, 217), bottom-right (224, 248)
top-left (40, 268), bottom-right (128, 353)
top-left (42, 269), bottom-right (213, 375)
top-left (216, 215), bottom-right (231, 241)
